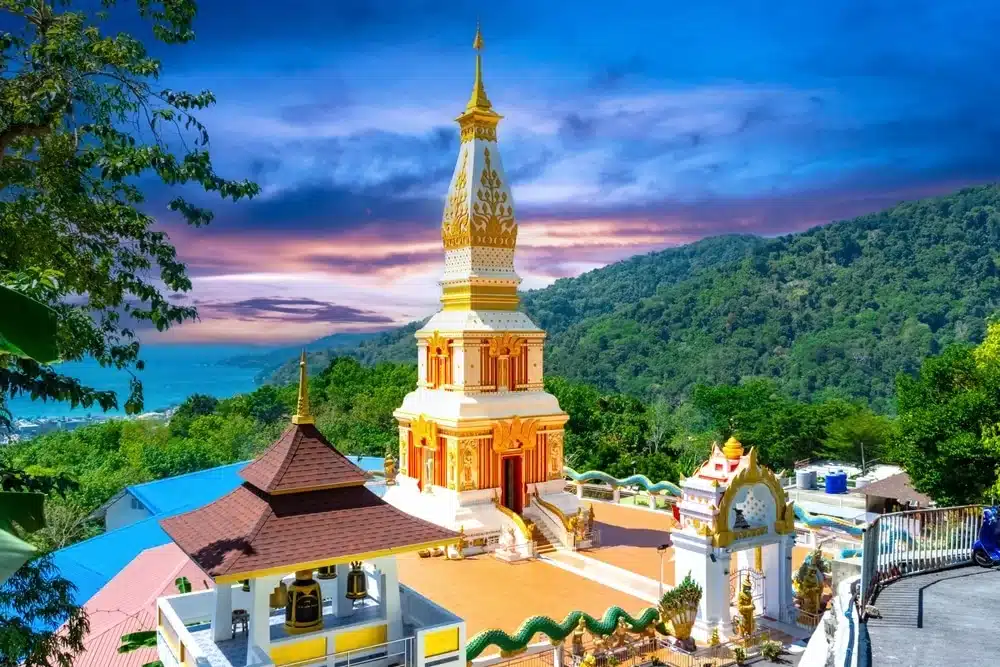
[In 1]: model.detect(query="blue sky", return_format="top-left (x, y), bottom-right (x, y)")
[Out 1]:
top-left (126, 0), bottom-right (1000, 342)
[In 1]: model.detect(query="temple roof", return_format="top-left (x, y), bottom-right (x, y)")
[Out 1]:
top-left (239, 423), bottom-right (369, 494)
top-left (161, 483), bottom-right (456, 582)
top-left (160, 354), bottom-right (458, 581)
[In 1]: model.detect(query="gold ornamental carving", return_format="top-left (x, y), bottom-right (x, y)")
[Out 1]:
top-left (488, 331), bottom-right (525, 358)
top-left (460, 124), bottom-right (497, 143)
top-left (713, 447), bottom-right (795, 548)
top-left (398, 429), bottom-right (408, 469)
top-left (470, 147), bottom-right (517, 248)
top-left (447, 441), bottom-right (458, 490)
top-left (547, 431), bottom-right (564, 481)
top-left (492, 416), bottom-right (539, 454)
top-left (426, 330), bottom-right (451, 359)
top-left (459, 438), bottom-right (479, 491)
top-left (442, 149), bottom-right (470, 250)
top-left (411, 414), bottom-right (438, 449)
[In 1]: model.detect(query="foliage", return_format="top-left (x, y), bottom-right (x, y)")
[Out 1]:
top-left (0, 284), bottom-right (57, 363)
top-left (760, 639), bottom-right (784, 661)
top-left (0, 0), bottom-right (259, 430)
top-left (0, 556), bottom-right (88, 667)
top-left (894, 323), bottom-right (1000, 504)
top-left (320, 186), bottom-right (1000, 413)
top-left (732, 646), bottom-right (747, 664)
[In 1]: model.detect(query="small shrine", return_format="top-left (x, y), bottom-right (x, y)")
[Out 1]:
top-left (158, 353), bottom-right (465, 667)
top-left (671, 437), bottom-right (796, 640)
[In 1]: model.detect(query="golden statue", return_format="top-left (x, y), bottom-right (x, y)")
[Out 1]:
top-left (453, 526), bottom-right (466, 560)
top-left (736, 573), bottom-right (755, 640)
top-left (611, 616), bottom-right (630, 647)
top-left (570, 616), bottom-right (586, 656)
top-left (384, 452), bottom-right (397, 486)
top-left (586, 504), bottom-right (595, 535)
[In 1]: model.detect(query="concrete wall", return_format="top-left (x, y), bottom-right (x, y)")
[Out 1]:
top-left (105, 492), bottom-right (152, 531)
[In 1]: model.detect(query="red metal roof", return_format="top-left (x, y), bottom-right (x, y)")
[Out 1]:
top-left (239, 423), bottom-right (369, 494)
top-left (72, 543), bottom-right (211, 667)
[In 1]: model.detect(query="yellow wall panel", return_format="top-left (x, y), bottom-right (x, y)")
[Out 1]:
top-left (424, 626), bottom-right (460, 657)
top-left (335, 624), bottom-right (387, 653)
top-left (270, 636), bottom-right (327, 666)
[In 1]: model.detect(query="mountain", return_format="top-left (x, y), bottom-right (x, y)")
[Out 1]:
top-left (224, 331), bottom-right (382, 381)
top-left (267, 185), bottom-right (1000, 412)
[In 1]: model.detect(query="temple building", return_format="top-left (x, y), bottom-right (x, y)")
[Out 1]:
top-left (154, 353), bottom-right (466, 667)
top-left (383, 27), bottom-right (585, 554)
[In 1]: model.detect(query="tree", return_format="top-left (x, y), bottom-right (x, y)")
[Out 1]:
top-left (168, 393), bottom-right (219, 437)
top-left (894, 341), bottom-right (1000, 504)
top-left (0, 0), bottom-right (259, 426)
top-left (0, 556), bottom-right (88, 667)
top-left (822, 410), bottom-right (893, 471)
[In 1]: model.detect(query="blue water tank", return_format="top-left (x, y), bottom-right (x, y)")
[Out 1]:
top-left (825, 471), bottom-right (848, 494)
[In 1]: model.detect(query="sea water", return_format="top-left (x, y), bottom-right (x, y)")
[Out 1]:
top-left (7, 344), bottom-right (269, 420)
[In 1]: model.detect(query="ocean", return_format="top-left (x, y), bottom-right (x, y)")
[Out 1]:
top-left (7, 344), bottom-right (270, 420)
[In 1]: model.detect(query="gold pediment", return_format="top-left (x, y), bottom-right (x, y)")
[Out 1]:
top-left (426, 331), bottom-right (451, 359)
top-left (492, 416), bottom-right (539, 454)
top-left (488, 332), bottom-right (525, 358)
top-left (712, 447), bottom-right (795, 547)
top-left (411, 414), bottom-right (438, 449)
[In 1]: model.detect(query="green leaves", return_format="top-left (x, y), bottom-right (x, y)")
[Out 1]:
top-left (118, 630), bottom-right (158, 653)
top-left (0, 0), bottom-right (259, 426)
top-left (0, 286), bottom-right (58, 363)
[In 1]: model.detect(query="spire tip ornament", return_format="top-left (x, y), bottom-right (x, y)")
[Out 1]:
top-left (291, 350), bottom-right (315, 425)
top-left (466, 22), bottom-right (492, 112)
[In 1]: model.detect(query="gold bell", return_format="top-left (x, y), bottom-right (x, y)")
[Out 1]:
top-left (268, 581), bottom-right (288, 608)
top-left (317, 565), bottom-right (337, 580)
top-left (345, 561), bottom-right (367, 603)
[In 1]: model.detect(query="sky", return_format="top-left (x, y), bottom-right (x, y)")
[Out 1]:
top-left (127, 0), bottom-right (1000, 344)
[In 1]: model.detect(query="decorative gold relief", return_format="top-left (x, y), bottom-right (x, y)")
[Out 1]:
top-left (426, 330), bottom-right (451, 359)
top-left (492, 416), bottom-right (539, 454)
top-left (470, 147), bottom-right (517, 248)
top-left (460, 439), bottom-right (478, 491)
top-left (447, 441), bottom-right (457, 490)
top-left (442, 149), bottom-right (470, 250)
top-left (411, 414), bottom-right (438, 449)
top-left (712, 447), bottom-right (795, 547)
top-left (488, 332), bottom-right (525, 358)
top-left (398, 429), bottom-right (408, 469)
top-left (460, 124), bottom-right (497, 143)
top-left (547, 431), bottom-right (564, 480)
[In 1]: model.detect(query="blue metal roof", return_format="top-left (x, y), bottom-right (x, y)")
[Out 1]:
top-left (127, 460), bottom-right (249, 515)
top-left (49, 456), bottom-right (386, 609)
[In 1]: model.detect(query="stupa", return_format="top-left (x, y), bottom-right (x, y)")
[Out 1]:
top-left (383, 27), bottom-right (581, 553)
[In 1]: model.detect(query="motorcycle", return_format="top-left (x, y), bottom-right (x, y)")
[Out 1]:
top-left (972, 506), bottom-right (1000, 567)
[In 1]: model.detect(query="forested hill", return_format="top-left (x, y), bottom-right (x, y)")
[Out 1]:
top-left (273, 185), bottom-right (1000, 411)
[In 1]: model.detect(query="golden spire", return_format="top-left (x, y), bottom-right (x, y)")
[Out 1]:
top-left (466, 23), bottom-right (492, 112)
top-left (291, 350), bottom-right (314, 425)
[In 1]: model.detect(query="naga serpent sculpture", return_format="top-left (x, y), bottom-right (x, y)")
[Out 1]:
top-left (465, 606), bottom-right (664, 661)
top-left (563, 467), bottom-right (683, 496)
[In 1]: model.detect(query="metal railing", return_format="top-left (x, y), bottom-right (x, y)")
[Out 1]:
top-left (859, 505), bottom-right (984, 610)
top-left (283, 636), bottom-right (415, 667)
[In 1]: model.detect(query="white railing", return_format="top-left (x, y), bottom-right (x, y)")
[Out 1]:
top-left (859, 505), bottom-right (984, 609)
top-left (280, 636), bottom-right (415, 667)
top-left (400, 584), bottom-right (463, 629)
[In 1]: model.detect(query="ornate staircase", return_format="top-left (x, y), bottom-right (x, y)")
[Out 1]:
top-left (532, 518), bottom-right (560, 555)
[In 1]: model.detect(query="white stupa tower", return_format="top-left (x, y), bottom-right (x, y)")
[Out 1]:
top-left (383, 26), bottom-right (580, 551)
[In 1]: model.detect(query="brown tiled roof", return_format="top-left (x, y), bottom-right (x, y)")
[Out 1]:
top-left (160, 483), bottom-right (457, 581)
top-left (852, 472), bottom-right (933, 506)
top-left (239, 423), bottom-right (369, 494)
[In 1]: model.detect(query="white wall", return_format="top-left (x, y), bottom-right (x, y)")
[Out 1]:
top-left (105, 492), bottom-right (152, 531)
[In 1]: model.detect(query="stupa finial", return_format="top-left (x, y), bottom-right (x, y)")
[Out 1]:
top-left (291, 350), bottom-right (314, 425)
top-left (466, 22), bottom-right (492, 112)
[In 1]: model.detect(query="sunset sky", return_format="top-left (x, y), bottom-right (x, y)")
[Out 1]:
top-left (139, 0), bottom-right (1000, 343)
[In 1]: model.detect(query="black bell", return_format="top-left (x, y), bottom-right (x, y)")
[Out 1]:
top-left (317, 565), bottom-right (337, 580)
top-left (345, 561), bottom-right (367, 602)
top-left (240, 579), bottom-right (250, 592)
